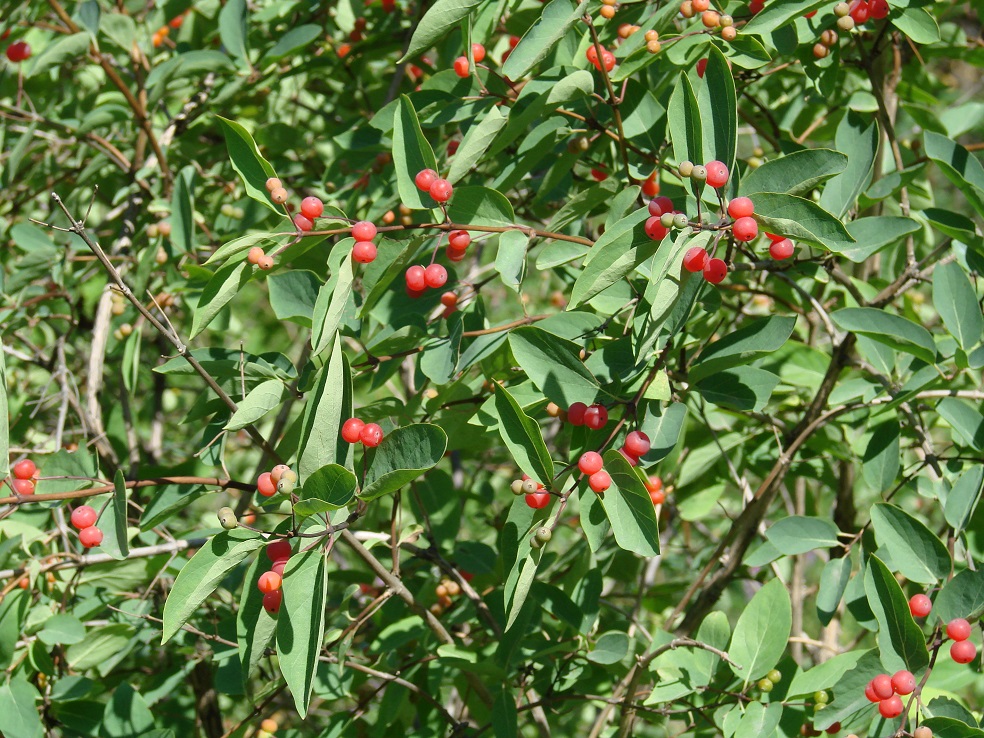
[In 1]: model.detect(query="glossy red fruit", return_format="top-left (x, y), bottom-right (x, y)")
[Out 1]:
top-left (472, 42), bottom-right (486, 62)
top-left (727, 197), bottom-right (754, 219)
top-left (600, 49), bottom-right (616, 72)
top-left (525, 492), bottom-right (551, 509)
top-left (878, 695), bottom-right (903, 719)
top-left (430, 178), bottom-right (453, 202)
top-left (79, 526), bottom-right (103, 548)
top-left (850, 0), bottom-right (870, 23)
top-left (653, 196), bottom-right (674, 215)
top-left (300, 196), bottom-right (324, 219)
top-left (258, 571), bottom-right (283, 593)
top-left (825, 724), bottom-right (840, 735)
top-left (624, 431), bottom-right (651, 458)
top-left (696, 58), bottom-right (708, 77)
top-left (263, 589), bottom-right (283, 614)
top-left (769, 238), bottom-right (794, 260)
top-left (352, 221), bottom-right (377, 241)
top-left (453, 55), bottom-right (470, 77)
top-left (271, 559), bottom-right (287, 576)
top-left (440, 292), bottom-right (458, 308)
top-left (568, 402), bottom-right (588, 425)
top-left (950, 639), bottom-right (977, 664)
top-left (5, 41), bottom-right (30, 62)
top-left (583, 404), bottom-right (608, 430)
top-left (703, 258), bottom-right (728, 284)
top-left (645, 476), bottom-right (662, 494)
top-left (341, 417), bottom-right (366, 444)
top-left (578, 451), bottom-right (604, 476)
top-left (12, 478), bottom-right (35, 495)
top-left (360, 423), bottom-right (384, 448)
top-left (266, 539), bottom-right (292, 562)
top-left (947, 618), bottom-right (971, 641)
top-left (446, 246), bottom-right (466, 262)
top-left (406, 265), bottom-right (427, 292)
top-left (12, 459), bottom-right (36, 480)
top-left (650, 487), bottom-right (665, 504)
top-left (352, 241), bottom-right (377, 263)
top-left (733, 216), bottom-right (758, 242)
top-left (870, 0), bottom-right (889, 19)
top-left (71, 505), bottom-right (97, 530)
top-left (588, 470), bottom-right (611, 493)
top-left (705, 160), bottom-right (729, 188)
top-left (642, 176), bottom-right (659, 197)
top-left (908, 594), bottom-right (932, 618)
top-left (257, 472), bottom-right (277, 497)
top-left (864, 681), bottom-right (880, 703)
top-left (871, 674), bottom-right (894, 700)
top-left (590, 167), bottom-right (608, 182)
top-left (618, 448), bottom-right (639, 467)
top-left (645, 216), bottom-right (669, 241)
top-left (415, 169), bottom-right (438, 191)
top-left (683, 247), bottom-right (709, 273)
top-left (425, 264), bottom-right (448, 289)
top-left (448, 230), bottom-right (471, 250)
top-left (293, 213), bottom-right (313, 232)
top-left (891, 670), bottom-right (915, 695)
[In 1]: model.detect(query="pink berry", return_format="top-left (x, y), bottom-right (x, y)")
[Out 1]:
top-left (703, 258), bottom-right (728, 284)
top-left (352, 221), bottom-right (377, 241)
top-left (446, 246), bottom-right (465, 262)
top-left (891, 670), bottom-right (915, 695)
top-left (257, 472), bottom-right (277, 497)
top-left (341, 417), bottom-right (365, 444)
top-left (878, 695), bottom-right (903, 719)
top-left (950, 640), bottom-right (976, 664)
top-left (293, 213), bottom-right (313, 232)
top-left (588, 470), bottom-right (611, 493)
top-left (248, 246), bottom-right (264, 265)
top-left (578, 451), bottom-right (604, 476)
top-left (651, 196), bottom-right (674, 215)
top-left (568, 402), bottom-right (588, 426)
top-left (600, 49), bottom-right (615, 72)
top-left (360, 423), bottom-right (384, 448)
top-left (871, 674), bottom-right (894, 700)
top-left (12, 459), bottom-right (36, 480)
top-left (352, 241), bottom-right (377, 263)
top-left (266, 540), bottom-right (292, 562)
top-left (263, 590), bottom-right (283, 614)
top-left (525, 492), bottom-right (551, 509)
top-left (645, 216), bottom-right (669, 241)
top-left (429, 178), bottom-right (453, 203)
top-left (424, 264), bottom-right (448, 289)
top-left (70, 505), bottom-right (97, 530)
top-left (947, 618), bottom-right (971, 641)
top-left (683, 247), bottom-right (709, 273)
top-left (271, 559), bottom-right (287, 576)
top-left (453, 56), bottom-right (470, 77)
top-left (583, 404), bottom-right (608, 430)
top-left (870, 0), bottom-right (888, 19)
top-left (908, 594), bottom-right (932, 618)
top-left (415, 169), bottom-right (438, 191)
top-left (300, 197), bottom-right (324, 219)
top-left (727, 197), bottom-right (754, 218)
top-left (448, 230), bottom-right (471, 250)
top-left (79, 526), bottom-right (103, 548)
top-left (769, 238), bottom-right (794, 260)
top-left (733, 216), bottom-right (758, 242)
top-left (623, 431), bottom-right (651, 458)
top-left (405, 265), bottom-right (427, 292)
top-left (705, 160), bottom-right (729, 188)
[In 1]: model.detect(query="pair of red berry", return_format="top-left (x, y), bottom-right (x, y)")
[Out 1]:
top-left (445, 229), bottom-right (471, 262)
top-left (293, 195), bottom-right (325, 233)
top-left (726, 196), bottom-right (759, 242)
top-left (256, 464), bottom-right (298, 498)
top-left (415, 169), bottom-right (453, 203)
top-left (619, 430), bottom-right (651, 466)
top-left (261, 540), bottom-right (292, 613)
top-left (350, 220), bottom-right (378, 264)
top-left (682, 247), bottom-right (728, 284)
top-left (70, 504), bottom-right (103, 548)
top-left (567, 402), bottom-right (608, 430)
top-left (577, 452), bottom-right (611, 493)
top-left (850, 0), bottom-right (889, 23)
top-left (644, 195), bottom-right (677, 242)
top-left (945, 617), bottom-right (977, 664)
top-left (865, 669), bottom-right (915, 718)
top-left (5, 41), bottom-right (30, 62)
top-left (645, 475), bottom-right (665, 504)
top-left (341, 418), bottom-right (384, 447)
top-left (452, 43), bottom-right (485, 77)
top-left (405, 263), bottom-right (448, 297)
top-left (585, 44), bottom-right (615, 73)
top-left (8, 458), bottom-right (38, 495)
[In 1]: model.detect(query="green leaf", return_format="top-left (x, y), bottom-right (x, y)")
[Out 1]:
top-left (586, 631), bottom-right (630, 665)
top-left (501, 0), bottom-right (582, 80)
top-left (392, 96), bottom-right (439, 211)
top-left (494, 230), bottom-right (528, 292)
top-left (788, 649), bottom-right (867, 697)
top-left (505, 531), bottom-right (542, 632)
top-left (277, 548), bottom-right (329, 716)
top-left (0, 348), bottom-right (7, 479)
top-left (668, 72), bottom-right (702, 166)
top-left (225, 379), bottom-right (284, 431)
top-left (747, 192), bottom-right (854, 250)
top-left (740, 149), bottom-right (848, 198)
top-left (870, 503), bottom-right (950, 584)
top-left (508, 326), bottom-right (601, 407)
top-left (262, 24), bottom-right (321, 61)
top-left (690, 316), bottom-right (795, 383)
top-left (892, 8), bottom-right (940, 45)
top-left (0, 678), bottom-right (43, 738)
top-left (695, 366), bottom-right (780, 412)
top-left (729, 578), bottom-right (791, 683)
top-left (696, 46), bottom-right (737, 173)
top-left (934, 261), bottom-right (983, 350)
top-left (921, 718), bottom-right (984, 738)
top-left (817, 557), bottom-right (852, 626)
top-left (238, 555), bottom-right (278, 696)
top-left (493, 383), bottom-right (554, 487)
top-left (934, 568), bottom-right (984, 623)
top-left (161, 529), bottom-right (264, 643)
top-left (298, 336), bottom-right (353, 479)
top-left (170, 166), bottom-right (195, 254)
top-left (311, 256), bottom-right (354, 357)
top-left (827, 216), bottom-right (921, 263)
top-left (831, 308), bottom-right (936, 364)
top-left (420, 315), bottom-right (463, 384)
top-left (937, 397), bottom-right (984, 450)
top-left (640, 402), bottom-right (687, 463)
top-left (944, 467), bottom-right (982, 535)
top-left (735, 702), bottom-right (782, 738)
top-left (864, 554), bottom-right (930, 672)
top-left (447, 186), bottom-right (515, 227)
top-left (102, 683), bottom-right (154, 737)
top-left (26, 32), bottom-right (89, 78)
top-left (190, 262), bottom-right (252, 339)
top-left (66, 623), bottom-right (135, 670)
top-left (267, 270), bottom-right (320, 327)
top-left (37, 614), bottom-right (85, 646)
top-left (205, 232), bottom-right (289, 266)
top-left (295, 465), bottom-right (358, 517)
top-left (764, 516), bottom-right (839, 555)
top-left (94, 471), bottom-right (129, 561)
top-left (812, 651), bottom-right (883, 731)
top-left (924, 131), bottom-right (984, 219)
top-left (359, 424), bottom-right (448, 500)
top-left (744, 0), bottom-right (825, 33)
top-left (819, 111), bottom-right (879, 219)
top-left (218, 0), bottom-right (248, 63)
top-left (215, 116), bottom-right (279, 214)
top-left (401, 0), bottom-right (484, 62)
top-left (448, 106), bottom-right (508, 184)
top-left (599, 451), bottom-right (660, 557)
top-left (862, 421), bottom-right (901, 493)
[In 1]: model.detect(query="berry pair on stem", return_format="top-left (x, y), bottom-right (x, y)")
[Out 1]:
top-left (341, 418), bottom-right (384, 447)
top-left (350, 220), bottom-right (378, 264)
top-left (8, 458), bottom-right (39, 496)
top-left (261, 539), bottom-right (292, 613)
top-left (585, 44), bottom-right (616, 73)
top-left (865, 670), bottom-right (915, 718)
top-left (567, 402), bottom-right (608, 430)
top-left (577, 452), bottom-right (611, 493)
top-left (70, 503), bottom-right (103, 548)
top-left (415, 169), bottom-right (453, 203)
top-left (511, 475), bottom-right (550, 510)
top-left (453, 43), bottom-right (486, 77)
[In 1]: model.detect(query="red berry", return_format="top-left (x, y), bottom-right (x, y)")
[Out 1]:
top-left (870, 0), bottom-right (889, 19)
top-left (11, 478), bottom-right (34, 495)
top-left (446, 246), bottom-right (466, 262)
top-left (624, 430), bottom-right (651, 458)
top-left (525, 492), bottom-right (551, 509)
top-left (578, 451), bottom-right (604, 476)
top-left (591, 167), bottom-right (608, 182)
top-left (642, 176), bottom-right (659, 197)
top-left (257, 472), bottom-right (277, 497)
top-left (850, 0), bottom-right (870, 23)
top-left (440, 292), bottom-right (457, 308)
top-left (583, 404), bottom-right (608, 430)
top-left (424, 264), bottom-right (448, 289)
top-left (448, 230), bottom-right (471, 250)
top-left (300, 196), bottom-right (324, 219)
top-left (568, 402), bottom-right (588, 426)
top-left (871, 674), bottom-right (894, 700)
top-left (263, 590), bottom-right (283, 614)
top-left (271, 559), bottom-right (287, 576)
top-left (600, 49), bottom-right (616, 72)
top-left (947, 618), bottom-right (971, 641)
top-left (70, 506), bottom-right (97, 530)
top-left (950, 639), bottom-right (977, 664)
top-left (360, 423), bottom-right (384, 448)
top-left (453, 55), bottom-right (470, 77)
top-left (341, 417), bottom-right (365, 444)
top-left (733, 216), bottom-right (758, 242)
top-left (12, 459), bottom-right (36, 480)
top-left (352, 221), bottom-right (377, 241)
top-left (908, 594), bottom-right (932, 618)
top-left (617, 448), bottom-right (639, 467)
top-left (650, 488), bottom-right (665, 505)
top-left (878, 695), bottom-right (904, 719)
top-left (696, 58), bottom-right (708, 77)
top-left (429, 178), bottom-right (453, 203)
top-left (586, 45), bottom-right (600, 65)
top-left (727, 197), bottom-right (754, 219)
top-left (891, 670), bottom-right (915, 695)
top-left (352, 241), bottom-right (377, 263)
top-left (293, 213), bottom-right (313, 232)
top-left (405, 265), bottom-right (427, 292)
top-left (769, 238), bottom-right (794, 260)
top-left (415, 169), bottom-right (438, 191)
top-left (826, 724), bottom-right (840, 735)
top-left (703, 258), bottom-right (728, 284)
top-left (683, 246), bottom-right (710, 273)
top-left (645, 216), bottom-right (669, 241)
top-left (864, 681), bottom-right (880, 703)
top-left (705, 160), bottom-right (729, 188)
top-left (5, 41), bottom-right (30, 62)
top-left (266, 539), bottom-right (292, 562)
top-left (79, 526), bottom-right (103, 548)
top-left (652, 196), bottom-right (674, 215)
top-left (258, 571), bottom-right (283, 594)
top-left (645, 476), bottom-right (662, 494)
top-left (588, 470), bottom-right (611, 493)
top-left (472, 42), bottom-right (486, 62)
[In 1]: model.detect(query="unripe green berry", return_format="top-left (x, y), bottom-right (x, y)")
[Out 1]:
top-left (673, 213), bottom-right (689, 229)
top-left (218, 507), bottom-right (238, 529)
top-left (660, 212), bottom-right (675, 228)
top-left (511, 480), bottom-right (525, 495)
top-left (767, 669), bottom-right (782, 683)
top-left (277, 478), bottom-right (296, 495)
top-left (221, 203), bottom-right (236, 217)
top-left (232, 207), bottom-right (245, 219)
top-left (836, 15), bottom-right (855, 30)
top-left (280, 469), bottom-right (298, 484)
top-left (535, 526), bottom-right (552, 543)
top-left (813, 702), bottom-right (825, 713)
top-left (758, 678), bottom-right (774, 692)
top-left (834, 1), bottom-right (850, 16)
top-left (678, 160), bottom-right (694, 178)
top-left (814, 690), bottom-right (829, 705)
top-left (521, 479), bottom-right (538, 494)
top-left (690, 165), bottom-right (707, 182)
top-left (720, 14), bottom-right (733, 26)
top-left (530, 535), bottom-right (542, 549)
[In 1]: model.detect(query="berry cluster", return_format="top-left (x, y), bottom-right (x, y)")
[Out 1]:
top-left (350, 220), bottom-right (379, 264)
top-left (864, 670), bottom-right (914, 718)
top-left (756, 668), bottom-right (783, 693)
top-left (453, 43), bottom-right (485, 77)
top-left (577, 451), bottom-right (611, 493)
top-left (341, 417), bottom-right (385, 448)
top-left (946, 617), bottom-right (977, 664)
top-left (256, 464), bottom-right (298, 498)
top-left (430, 577), bottom-right (462, 615)
top-left (511, 475), bottom-right (550, 510)
top-left (152, 12), bottom-right (185, 47)
top-left (7, 458), bottom-right (39, 496)
top-left (585, 44), bottom-right (616, 73)
top-left (146, 220), bottom-right (172, 240)
top-left (415, 168), bottom-right (453, 203)
top-left (645, 475), bottom-right (665, 505)
top-left (260, 539), bottom-right (292, 614)
top-left (405, 263), bottom-right (448, 298)
top-left (679, 0), bottom-right (737, 42)
top-left (70, 504), bottom-right (103, 549)
top-left (567, 402), bottom-right (609, 430)
top-left (619, 430), bottom-right (651, 466)
top-left (5, 40), bottom-right (31, 62)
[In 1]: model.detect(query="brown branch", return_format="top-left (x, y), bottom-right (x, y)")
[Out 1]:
top-left (0, 476), bottom-right (252, 507)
